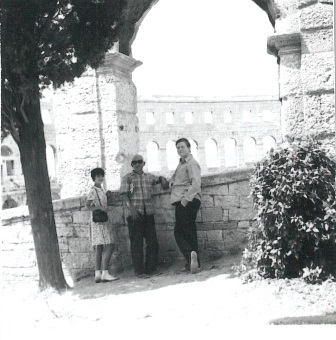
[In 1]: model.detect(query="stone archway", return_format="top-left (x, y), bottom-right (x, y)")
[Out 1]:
top-left (54, 0), bottom-right (334, 198)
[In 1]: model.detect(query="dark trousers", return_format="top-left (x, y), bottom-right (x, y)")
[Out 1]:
top-left (127, 212), bottom-right (159, 275)
top-left (174, 198), bottom-right (201, 267)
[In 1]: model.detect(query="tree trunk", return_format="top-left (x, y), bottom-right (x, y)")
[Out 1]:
top-left (17, 88), bottom-right (69, 291)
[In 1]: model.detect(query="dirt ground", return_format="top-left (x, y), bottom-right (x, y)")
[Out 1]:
top-left (1, 254), bottom-right (336, 340)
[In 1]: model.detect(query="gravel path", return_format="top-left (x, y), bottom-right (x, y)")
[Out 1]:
top-left (2, 255), bottom-right (336, 339)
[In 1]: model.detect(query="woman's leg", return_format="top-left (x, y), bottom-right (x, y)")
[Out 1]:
top-left (95, 245), bottom-right (104, 270)
top-left (102, 243), bottom-right (115, 270)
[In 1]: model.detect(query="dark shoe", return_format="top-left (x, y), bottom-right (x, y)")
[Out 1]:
top-left (190, 251), bottom-right (199, 274)
top-left (136, 273), bottom-right (150, 279)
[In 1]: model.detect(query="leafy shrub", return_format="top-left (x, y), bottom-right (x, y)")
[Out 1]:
top-left (251, 139), bottom-right (336, 279)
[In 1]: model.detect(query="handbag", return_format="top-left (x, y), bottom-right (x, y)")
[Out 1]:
top-left (92, 188), bottom-right (108, 223)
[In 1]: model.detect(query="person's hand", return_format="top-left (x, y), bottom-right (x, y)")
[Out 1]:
top-left (129, 206), bottom-right (140, 221)
top-left (160, 177), bottom-right (169, 190)
top-left (181, 197), bottom-right (189, 207)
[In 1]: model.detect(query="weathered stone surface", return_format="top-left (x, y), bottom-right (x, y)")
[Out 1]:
top-left (156, 231), bottom-right (179, 252)
top-left (201, 195), bottom-right (214, 207)
top-left (164, 209), bottom-right (175, 223)
top-left (301, 52), bottom-right (334, 93)
top-left (239, 197), bottom-right (254, 209)
top-left (68, 238), bottom-right (91, 253)
top-left (202, 207), bottom-right (223, 222)
top-left (2, 250), bottom-right (37, 268)
top-left (160, 194), bottom-right (173, 209)
top-left (279, 53), bottom-right (302, 97)
top-left (153, 209), bottom-right (165, 224)
top-left (205, 240), bottom-right (225, 251)
top-left (275, 12), bottom-right (300, 34)
top-left (280, 96), bottom-right (305, 136)
top-left (298, 0), bottom-right (318, 8)
top-left (223, 209), bottom-right (229, 222)
top-left (202, 185), bottom-right (229, 195)
top-left (229, 207), bottom-right (255, 221)
top-left (228, 182), bottom-right (251, 196)
top-left (304, 93), bottom-right (335, 134)
top-left (300, 3), bottom-right (333, 30)
top-left (73, 226), bottom-right (90, 238)
top-left (61, 252), bottom-right (95, 269)
top-left (206, 230), bottom-right (223, 242)
top-left (72, 210), bottom-right (91, 224)
top-left (108, 206), bottom-right (125, 225)
top-left (58, 238), bottom-right (69, 252)
top-left (238, 221), bottom-right (250, 229)
top-left (214, 196), bottom-right (239, 208)
top-left (301, 29), bottom-right (334, 54)
top-left (116, 226), bottom-right (129, 239)
top-left (57, 226), bottom-right (74, 239)
top-left (196, 223), bottom-right (214, 231)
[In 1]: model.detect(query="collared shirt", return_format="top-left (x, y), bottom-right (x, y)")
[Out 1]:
top-left (120, 171), bottom-right (160, 216)
top-left (170, 154), bottom-right (201, 204)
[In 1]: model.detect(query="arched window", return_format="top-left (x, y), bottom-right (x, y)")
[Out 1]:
top-left (166, 140), bottom-right (179, 170)
top-left (46, 145), bottom-right (56, 178)
top-left (204, 111), bottom-right (213, 124)
top-left (263, 136), bottom-right (276, 156)
top-left (1, 145), bottom-right (13, 157)
top-left (224, 138), bottom-right (237, 167)
top-left (189, 139), bottom-right (199, 161)
top-left (146, 141), bottom-right (160, 171)
top-left (243, 137), bottom-right (257, 163)
top-left (185, 112), bottom-right (193, 124)
top-left (205, 139), bottom-right (218, 168)
top-left (224, 110), bottom-right (232, 123)
top-left (146, 112), bottom-right (155, 125)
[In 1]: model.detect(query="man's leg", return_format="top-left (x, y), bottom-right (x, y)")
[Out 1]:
top-left (186, 199), bottom-right (201, 268)
top-left (143, 213), bottom-right (159, 274)
top-left (127, 215), bottom-right (145, 275)
top-left (174, 202), bottom-right (193, 265)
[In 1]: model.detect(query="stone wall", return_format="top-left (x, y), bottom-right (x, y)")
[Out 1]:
top-left (1, 169), bottom-right (254, 283)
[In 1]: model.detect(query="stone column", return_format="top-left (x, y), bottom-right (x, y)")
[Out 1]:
top-left (54, 52), bottom-right (142, 198)
top-left (268, 33), bottom-right (303, 140)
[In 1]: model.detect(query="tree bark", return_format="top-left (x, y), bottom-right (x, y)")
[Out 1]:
top-left (17, 86), bottom-right (69, 291)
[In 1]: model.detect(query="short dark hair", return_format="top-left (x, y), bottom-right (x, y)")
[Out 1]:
top-left (176, 138), bottom-right (190, 148)
top-left (91, 168), bottom-right (105, 181)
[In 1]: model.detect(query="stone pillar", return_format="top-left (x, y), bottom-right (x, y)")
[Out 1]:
top-left (268, 33), bottom-right (303, 139)
top-left (54, 53), bottom-right (142, 198)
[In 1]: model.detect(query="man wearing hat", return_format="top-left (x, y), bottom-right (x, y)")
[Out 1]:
top-left (120, 154), bottom-right (169, 278)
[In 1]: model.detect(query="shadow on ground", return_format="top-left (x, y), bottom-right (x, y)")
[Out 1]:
top-left (71, 253), bottom-right (241, 300)
top-left (269, 312), bottom-right (336, 325)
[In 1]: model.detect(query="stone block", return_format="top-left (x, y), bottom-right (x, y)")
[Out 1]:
top-left (214, 196), bottom-right (239, 208)
top-left (108, 206), bottom-right (124, 225)
top-left (301, 52), bottom-right (334, 93)
top-left (55, 213), bottom-right (73, 225)
top-left (58, 238), bottom-right (69, 252)
top-left (117, 238), bottom-right (131, 253)
top-left (228, 182), bottom-right (251, 196)
top-left (196, 210), bottom-right (202, 222)
top-left (239, 196), bottom-right (254, 209)
top-left (154, 209), bottom-right (166, 224)
top-left (72, 210), bottom-right (91, 224)
top-left (156, 231), bottom-right (179, 252)
top-left (56, 226), bottom-right (74, 237)
top-left (202, 207), bottom-right (223, 222)
top-left (164, 209), bottom-right (175, 223)
top-left (279, 53), bottom-right (302, 97)
top-left (155, 224), bottom-right (167, 231)
top-left (116, 226), bottom-right (129, 239)
top-left (303, 93), bottom-right (335, 134)
top-left (196, 223), bottom-right (214, 231)
top-left (213, 223), bottom-right (227, 230)
top-left (201, 195), bottom-right (214, 207)
top-left (61, 252), bottom-right (95, 269)
top-left (300, 3), bottom-right (333, 31)
top-left (205, 230), bottom-right (223, 241)
top-left (68, 238), bottom-right (91, 253)
top-left (223, 229), bottom-right (248, 247)
top-left (205, 239), bottom-right (225, 251)
top-left (62, 197), bottom-right (82, 210)
top-left (229, 207), bottom-right (255, 221)
top-left (223, 210), bottom-right (229, 222)
top-left (281, 96), bottom-right (305, 136)
top-left (152, 195), bottom-right (161, 208)
top-left (202, 184), bottom-right (229, 195)
top-left (238, 221), bottom-right (250, 229)
top-left (73, 226), bottom-right (90, 238)
top-left (302, 29), bottom-right (334, 54)
top-left (160, 194), bottom-right (173, 209)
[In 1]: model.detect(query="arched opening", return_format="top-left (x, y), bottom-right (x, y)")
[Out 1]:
top-left (243, 136), bottom-right (257, 163)
top-left (2, 197), bottom-right (18, 210)
top-left (46, 144), bottom-right (56, 179)
top-left (263, 136), bottom-right (276, 156)
top-left (146, 141), bottom-right (160, 171)
top-left (1, 145), bottom-right (13, 157)
top-left (205, 139), bottom-right (218, 168)
top-left (189, 139), bottom-right (199, 161)
top-left (166, 140), bottom-right (179, 170)
top-left (224, 138), bottom-right (237, 167)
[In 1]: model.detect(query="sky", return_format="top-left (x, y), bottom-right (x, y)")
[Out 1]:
top-left (132, 0), bottom-right (279, 97)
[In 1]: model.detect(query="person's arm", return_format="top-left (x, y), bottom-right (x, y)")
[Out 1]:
top-left (120, 175), bottom-right (140, 221)
top-left (85, 189), bottom-right (107, 212)
top-left (181, 161), bottom-right (201, 206)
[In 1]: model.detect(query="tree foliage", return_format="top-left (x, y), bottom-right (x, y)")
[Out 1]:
top-left (251, 139), bottom-right (336, 280)
top-left (1, 0), bottom-right (125, 140)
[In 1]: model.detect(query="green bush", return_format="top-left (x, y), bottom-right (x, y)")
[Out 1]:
top-left (251, 139), bottom-right (336, 279)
